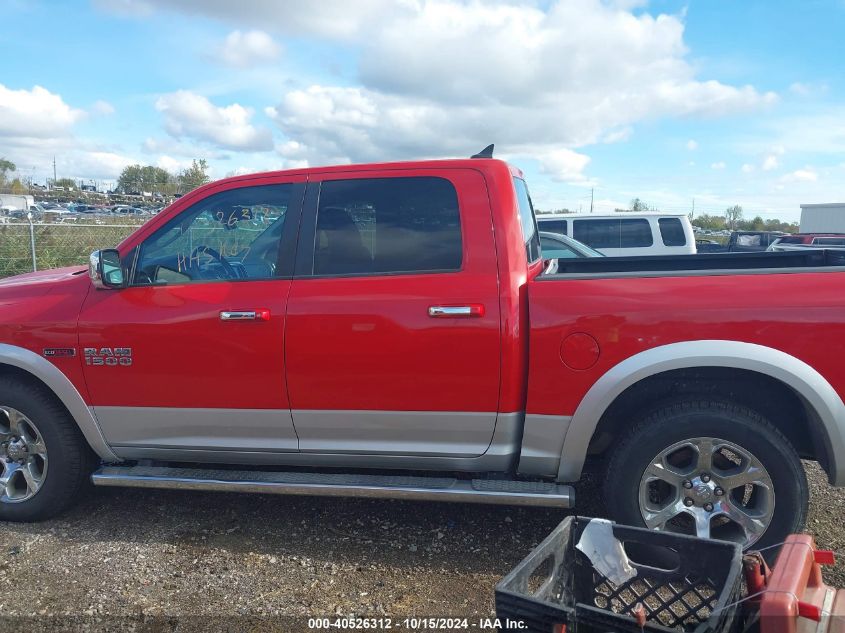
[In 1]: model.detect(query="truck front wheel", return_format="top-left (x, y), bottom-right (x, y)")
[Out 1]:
top-left (603, 399), bottom-right (808, 550)
top-left (0, 377), bottom-right (92, 522)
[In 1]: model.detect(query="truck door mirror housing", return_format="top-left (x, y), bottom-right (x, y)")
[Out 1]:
top-left (89, 249), bottom-right (126, 289)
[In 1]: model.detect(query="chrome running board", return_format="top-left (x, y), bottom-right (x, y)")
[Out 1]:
top-left (91, 466), bottom-right (574, 508)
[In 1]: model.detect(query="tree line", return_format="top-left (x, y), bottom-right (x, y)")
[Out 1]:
top-left (115, 159), bottom-right (210, 195)
top-left (0, 157), bottom-right (211, 197)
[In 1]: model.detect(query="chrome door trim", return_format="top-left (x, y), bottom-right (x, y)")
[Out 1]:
top-left (220, 311), bottom-right (257, 321)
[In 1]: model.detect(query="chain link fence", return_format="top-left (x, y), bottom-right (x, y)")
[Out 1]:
top-left (0, 222), bottom-right (141, 278)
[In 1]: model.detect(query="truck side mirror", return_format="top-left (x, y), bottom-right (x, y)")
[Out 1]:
top-left (89, 249), bottom-right (126, 289)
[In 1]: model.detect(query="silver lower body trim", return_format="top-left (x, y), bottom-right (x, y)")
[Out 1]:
top-left (91, 465), bottom-right (574, 508)
top-left (108, 412), bottom-right (525, 474)
top-left (517, 414), bottom-right (571, 477)
top-left (94, 406), bottom-right (299, 452)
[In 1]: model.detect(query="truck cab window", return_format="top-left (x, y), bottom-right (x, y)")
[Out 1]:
top-left (514, 178), bottom-right (541, 263)
top-left (314, 177), bottom-right (462, 276)
top-left (133, 184), bottom-right (292, 285)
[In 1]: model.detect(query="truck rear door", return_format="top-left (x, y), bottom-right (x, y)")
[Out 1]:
top-left (285, 168), bottom-right (501, 457)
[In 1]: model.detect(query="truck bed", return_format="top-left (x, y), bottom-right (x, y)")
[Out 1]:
top-left (545, 248), bottom-right (845, 277)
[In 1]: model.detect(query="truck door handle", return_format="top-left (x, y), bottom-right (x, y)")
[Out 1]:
top-left (427, 305), bottom-right (485, 318)
top-left (219, 310), bottom-right (271, 322)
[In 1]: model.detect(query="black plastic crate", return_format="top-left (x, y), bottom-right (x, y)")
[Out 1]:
top-left (495, 516), bottom-right (744, 633)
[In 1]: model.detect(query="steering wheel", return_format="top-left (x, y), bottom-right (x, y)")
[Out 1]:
top-left (190, 245), bottom-right (237, 279)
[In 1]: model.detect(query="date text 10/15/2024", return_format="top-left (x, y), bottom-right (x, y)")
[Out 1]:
top-left (307, 617), bottom-right (529, 630)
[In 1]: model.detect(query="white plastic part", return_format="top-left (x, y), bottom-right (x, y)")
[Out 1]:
top-left (575, 518), bottom-right (638, 586)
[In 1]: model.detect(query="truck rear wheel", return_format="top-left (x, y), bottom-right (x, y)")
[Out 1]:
top-left (603, 399), bottom-right (808, 550)
top-left (0, 377), bottom-right (92, 522)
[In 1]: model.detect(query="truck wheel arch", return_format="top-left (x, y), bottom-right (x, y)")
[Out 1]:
top-left (0, 343), bottom-right (119, 461)
top-left (557, 340), bottom-right (845, 486)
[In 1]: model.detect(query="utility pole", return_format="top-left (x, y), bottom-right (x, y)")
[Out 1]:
top-left (590, 188), bottom-right (594, 213)
top-left (52, 156), bottom-right (57, 188)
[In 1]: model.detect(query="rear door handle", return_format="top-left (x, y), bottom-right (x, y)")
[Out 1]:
top-left (427, 305), bottom-right (485, 318)
top-left (220, 309), bottom-right (271, 321)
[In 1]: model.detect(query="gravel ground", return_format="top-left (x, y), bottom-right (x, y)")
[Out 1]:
top-left (0, 462), bottom-right (842, 632)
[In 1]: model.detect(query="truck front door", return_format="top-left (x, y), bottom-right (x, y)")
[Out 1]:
top-left (285, 169), bottom-right (502, 457)
top-left (78, 177), bottom-right (305, 457)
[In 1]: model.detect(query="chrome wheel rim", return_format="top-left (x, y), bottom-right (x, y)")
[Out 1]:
top-left (638, 436), bottom-right (774, 548)
top-left (0, 407), bottom-right (49, 503)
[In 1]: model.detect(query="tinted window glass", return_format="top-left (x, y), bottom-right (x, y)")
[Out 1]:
top-left (573, 219), bottom-right (618, 248)
top-left (537, 219), bottom-right (568, 235)
top-left (314, 177), bottom-right (461, 276)
top-left (134, 184), bottom-right (291, 285)
top-left (620, 219), bottom-right (653, 247)
top-left (814, 237), bottom-right (845, 245)
top-left (540, 236), bottom-right (578, 259)
top-left (658, 217), bottom-right (687, 246)
top-left (779, 236), bottom-right (803, 244)
top-left (513, 178), bottom-right (541, 263)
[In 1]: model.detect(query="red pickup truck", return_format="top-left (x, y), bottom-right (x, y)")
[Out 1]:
top-left (1, 152), bottom-right (844, 551)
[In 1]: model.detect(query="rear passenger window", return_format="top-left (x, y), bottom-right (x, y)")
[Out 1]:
top-left (573, 219), bottom-right (617, 248)
top-left (658, 217), bottom-right (687, 246)
top-left (620, 219), bottom-right (653, 247)
top-left (314, 177), bottom-right (462, 276)
top-left (573, 218), bottom-right (653, 248)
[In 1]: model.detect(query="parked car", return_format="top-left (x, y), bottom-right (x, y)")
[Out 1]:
top-left (1, 151), bottom-right (844, 553)
top-left (536, 212), bottom-right (696, 256)
top-left (539, 231), bottom-right (604, 259)
top-left (726, 230), bottom-right (786, 252)
top-left (695, 231), bottom-right (789, 253)
top-left (768, 234), bottom-right (845, 251)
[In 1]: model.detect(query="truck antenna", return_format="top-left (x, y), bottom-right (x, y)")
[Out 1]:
top-left (471, 144), bottom-right (494, 159)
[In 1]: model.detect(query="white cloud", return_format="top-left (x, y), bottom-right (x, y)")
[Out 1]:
top-left (603, 127), bottom-right (632, 144)
top-left (155, 155), bottom-right (194, 173)
top-left (741, 163), bottom-right (754, 173)
top-left (789, 82), bottom-right (811, 96)
top-left (534, 148), bottom-right (592, 184)
top-left (0, 84), bottom-right (85, 139)
top-left (782, 167), bottom-right (818, 182)
top-left (121, 0), bottom-right (777, 171)
top-left (97, 0), bottom-right (414, 40)
top-left (762, 155), bottom-right (779, 171)
top-left (92, 100), bottom-right (116, 115)
top-left (214, 30), bottom-right (281, 68)
top-left (788, 81), bottom-right (828, 97)
top-left (761, 146), bottom-right (785, 171)
top-left (687, 139), bottom-right (698, 150)
top-left (155, 90), bottom-right (273, 151)
top-left (710, 161), bottom-right (726, 169)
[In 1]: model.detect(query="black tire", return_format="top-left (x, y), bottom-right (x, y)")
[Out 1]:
top-left (0, 376), bottom-right (93, 521)
top-left (603, 398), bottom-right (808, 551)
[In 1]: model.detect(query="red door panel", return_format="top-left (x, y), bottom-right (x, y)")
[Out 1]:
top-left (78, 280), bottom-right (290, 409)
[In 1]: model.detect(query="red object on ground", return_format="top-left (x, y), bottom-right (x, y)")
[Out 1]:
top-left (759, 534), bottom-right (844, 633)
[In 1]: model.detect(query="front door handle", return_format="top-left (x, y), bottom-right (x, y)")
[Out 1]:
top-left (220, 309), bottom-right (271, 321)
top-left (427, 305), bottom-right (485, 318)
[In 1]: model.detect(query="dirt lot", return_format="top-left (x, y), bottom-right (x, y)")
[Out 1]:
top-left (0, 462), bottom-right (842, 632)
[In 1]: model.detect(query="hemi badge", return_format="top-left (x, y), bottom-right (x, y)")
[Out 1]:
top-left (43, 348), bottom-right (76, 358)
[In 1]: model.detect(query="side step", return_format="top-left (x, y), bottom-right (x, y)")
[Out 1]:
top-left (91, 466), bottom-right (574, 508)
